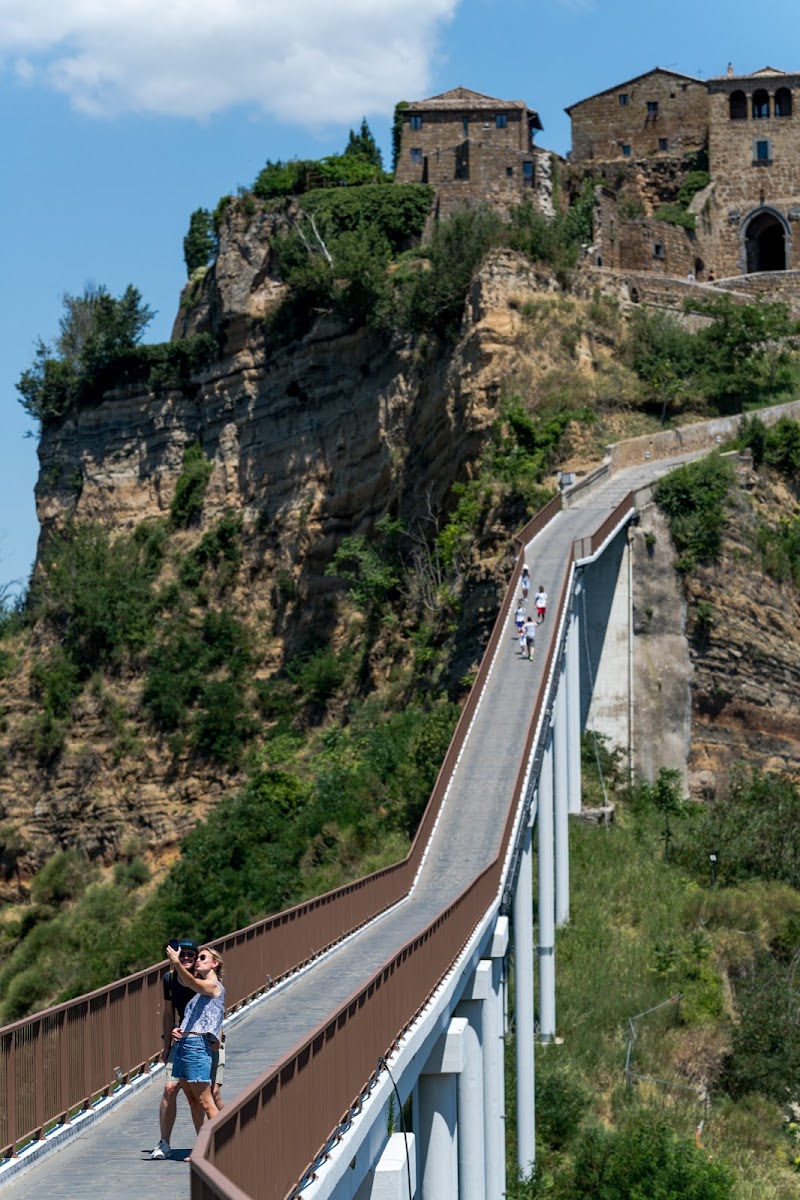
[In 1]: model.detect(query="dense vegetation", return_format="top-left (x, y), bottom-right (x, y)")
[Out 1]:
top-left (502, 752), bottom-right (800, 1199)
top-left (16, 283), bottom-right (219, 426)
top-left (625, 296), bottom-right (800, 420)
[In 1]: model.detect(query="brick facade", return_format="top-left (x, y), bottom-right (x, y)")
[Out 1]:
top-left (566, 69), bottom-right (707, 163)
top-left (705, 68), bottom-right (800, 275)
top-left (395, 87), bottom-right (550, 217)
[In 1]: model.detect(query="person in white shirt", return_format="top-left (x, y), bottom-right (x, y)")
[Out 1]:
top-left (535, 586), bottom-right (548, 624)
top-left (523, 617), bottom-right (537, 660)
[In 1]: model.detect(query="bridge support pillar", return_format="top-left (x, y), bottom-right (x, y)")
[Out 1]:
top-left (537, 734), bottom-right (556, 1042)
top-left (418, 1018), bottom-right (465, 1199)
top-left (454, 1001), bottom-right (485, 1200)
top-left (554, 666), bottom-right (570, 928)
top-left (354, 1132), bottom-right (417, 1200)
top-left (567, 604), bottom-right (582, 816)
top-left (482, 919), bottom-right (507, 1200)
top-left (513, 816), bottom-right (536, 1178)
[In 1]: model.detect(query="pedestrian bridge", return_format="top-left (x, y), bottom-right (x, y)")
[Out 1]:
top-left (0, 439), bottom-right (730, 1200)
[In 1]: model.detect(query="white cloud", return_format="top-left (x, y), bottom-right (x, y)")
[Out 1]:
top-left (0, 0), bottom-right (459, 123)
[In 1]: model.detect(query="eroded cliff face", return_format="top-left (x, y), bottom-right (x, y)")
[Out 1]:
top-left (630, 463), bottom-right (800, 797)
top-left (2, 236), bottom-right (570, 888)
top-left (686, 465), bottom-right (800, 793)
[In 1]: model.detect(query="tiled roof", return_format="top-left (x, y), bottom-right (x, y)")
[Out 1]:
top-left (407, 87), bottom-right (531, 113)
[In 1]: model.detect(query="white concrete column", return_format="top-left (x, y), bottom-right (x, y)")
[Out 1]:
top-left (484, 919), bottom-right (508, 1200)
top-left (513, 819), bottom-right (536, 1178)
top-left (418, 1019), bottom-right (466, 1200)
top-left (454, 1001), bottom-right (485, 1200)
top-left (554, 668), bottom-right (570, 928)
top-left (354, 1132), bottom-right (417, 1200)
top-left (567, 605), bottom-right (582, 815)
top-left (537, 736), bottom-right (556, 1041)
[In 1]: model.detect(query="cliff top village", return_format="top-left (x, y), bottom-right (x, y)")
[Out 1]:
top-left (396, 68), bottom-right (800, 283)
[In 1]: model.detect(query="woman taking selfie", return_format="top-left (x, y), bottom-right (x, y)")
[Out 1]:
top-left (164, 942), bottom-right (226, 1150)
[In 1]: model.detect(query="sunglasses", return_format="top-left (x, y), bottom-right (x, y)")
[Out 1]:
top-left (196, 953), bottom-right (217, 963)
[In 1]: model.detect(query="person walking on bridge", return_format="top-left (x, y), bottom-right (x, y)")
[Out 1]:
top-left (534, 585), bottom-right (548, 624)
top-left (523, 615), bottom-right (537, 660)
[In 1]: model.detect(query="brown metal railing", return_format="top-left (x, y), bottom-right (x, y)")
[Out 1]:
top-left (191, 496), bottom-right (635, 1200)
top-left (0, 494), bottom-right (570, 1165)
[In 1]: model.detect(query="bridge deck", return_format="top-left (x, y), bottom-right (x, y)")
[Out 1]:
top-left (1, 452), bottom-right (695, 1200)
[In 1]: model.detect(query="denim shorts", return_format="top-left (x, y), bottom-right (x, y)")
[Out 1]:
top-left (172, 1035), bottom-right (213, 1084)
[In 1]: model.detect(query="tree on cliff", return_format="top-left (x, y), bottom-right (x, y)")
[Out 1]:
top-left (343, 117), bottom-right (383, 169)
top-left (183, 207), bottom-right (216, 276)
top-left (16, 284), bottom-right (154, 426)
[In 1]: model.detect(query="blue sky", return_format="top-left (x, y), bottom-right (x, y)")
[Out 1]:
top-left (1, 0), bottom-right (798, 595)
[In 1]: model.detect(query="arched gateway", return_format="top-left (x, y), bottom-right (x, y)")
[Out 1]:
top-left (744, 208), bottom-right (789, 272)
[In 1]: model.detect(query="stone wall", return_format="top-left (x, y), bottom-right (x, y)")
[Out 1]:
top-left (568, 70), bottom-right (707, 163)
top-left (605, 398), bottom-right (800, 471)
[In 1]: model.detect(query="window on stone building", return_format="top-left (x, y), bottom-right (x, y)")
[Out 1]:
top-left (522, 161), bottom-right (534, 187)
top-left (622, 144), bottom-right (631, 156)
top-left (619, 93), bottom-right (629, 106)
top-left (752, 89), bottom-right (770, 118)
top-left (775, 87), bottom-right (792, 117)
top-left (647, 100), bottom-right (659, 118)
top-left (729, 90), bottom-right (747, 119)
top-left (506, 166), bottom-right (513, 177)
top-left (410, 147), bottom-right (423, 164)
top-left (659, 138), bottom-right (669, 151)
top-left (496, 114), bottom-right (508, 129)
top-left (410, 114), bottom-right (422, 130)
top-left (463, 117), bottom-right (469, 136)
top-left (753, 138), bottom-right (772, 164)
top-left (653, 242), bottom-right (665, 260)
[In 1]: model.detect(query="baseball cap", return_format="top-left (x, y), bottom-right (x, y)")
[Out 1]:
top-left (178, 939), bottom-right (199, 955)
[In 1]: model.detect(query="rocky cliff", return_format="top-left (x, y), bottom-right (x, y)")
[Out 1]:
top-left (1, 216), bottom-right (586, 889)
top-left (4, 202), bottom-right (800, 895)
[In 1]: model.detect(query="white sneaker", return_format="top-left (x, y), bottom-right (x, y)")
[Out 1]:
top-left (151, 1139), bottom-right (171, 1160)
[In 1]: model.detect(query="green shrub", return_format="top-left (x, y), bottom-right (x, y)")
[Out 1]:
top-left (30, 850), bottom-right (91, 907)
top-left (722, 951), bottom-right (800, 1102)
top-left (34, 522), bottom-right (162, 673)
top-left (170, 442), bottom-right (213, 528)
top-left (654, 202), bottom-right (697, 230)
top-left (654, 454), bottom-right (734, 571)
top-left (562, 1118), bottom-right (733, 1199)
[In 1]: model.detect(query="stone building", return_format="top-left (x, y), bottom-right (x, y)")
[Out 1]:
top-left (704, 66), bottom-right (800, 274)
top-left (571, 64), bottom-right (800, 279)
top-left (566, 68), bottom-right (708, 163)
top-left (394, 87), bottom-right (551, 218)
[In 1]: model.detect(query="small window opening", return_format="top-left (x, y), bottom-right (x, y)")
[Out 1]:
top-left (496, 114), bottom-right (508, 129)
top-left (622, 144), bottom-right (631, 157)
top-left (410, 147), bottom-right (423, 164)
top-left (619, 93), bottom-right (629, 107)
top-left (409, 114), bottom-right (422, 131)
top-left (646, 100), bottom-right (659, 117)
top-left (658, 137), bottom-right (669, 151)
top-left (505, 166), bottom-right (513, 177)
top-left (653, 242), bottom-right (665, 260)
top-left (753, 138), bottom-right (771, 164)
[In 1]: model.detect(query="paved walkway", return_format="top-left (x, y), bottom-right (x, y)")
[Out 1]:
top-left (0, 450), bottom-right (700, 1200)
